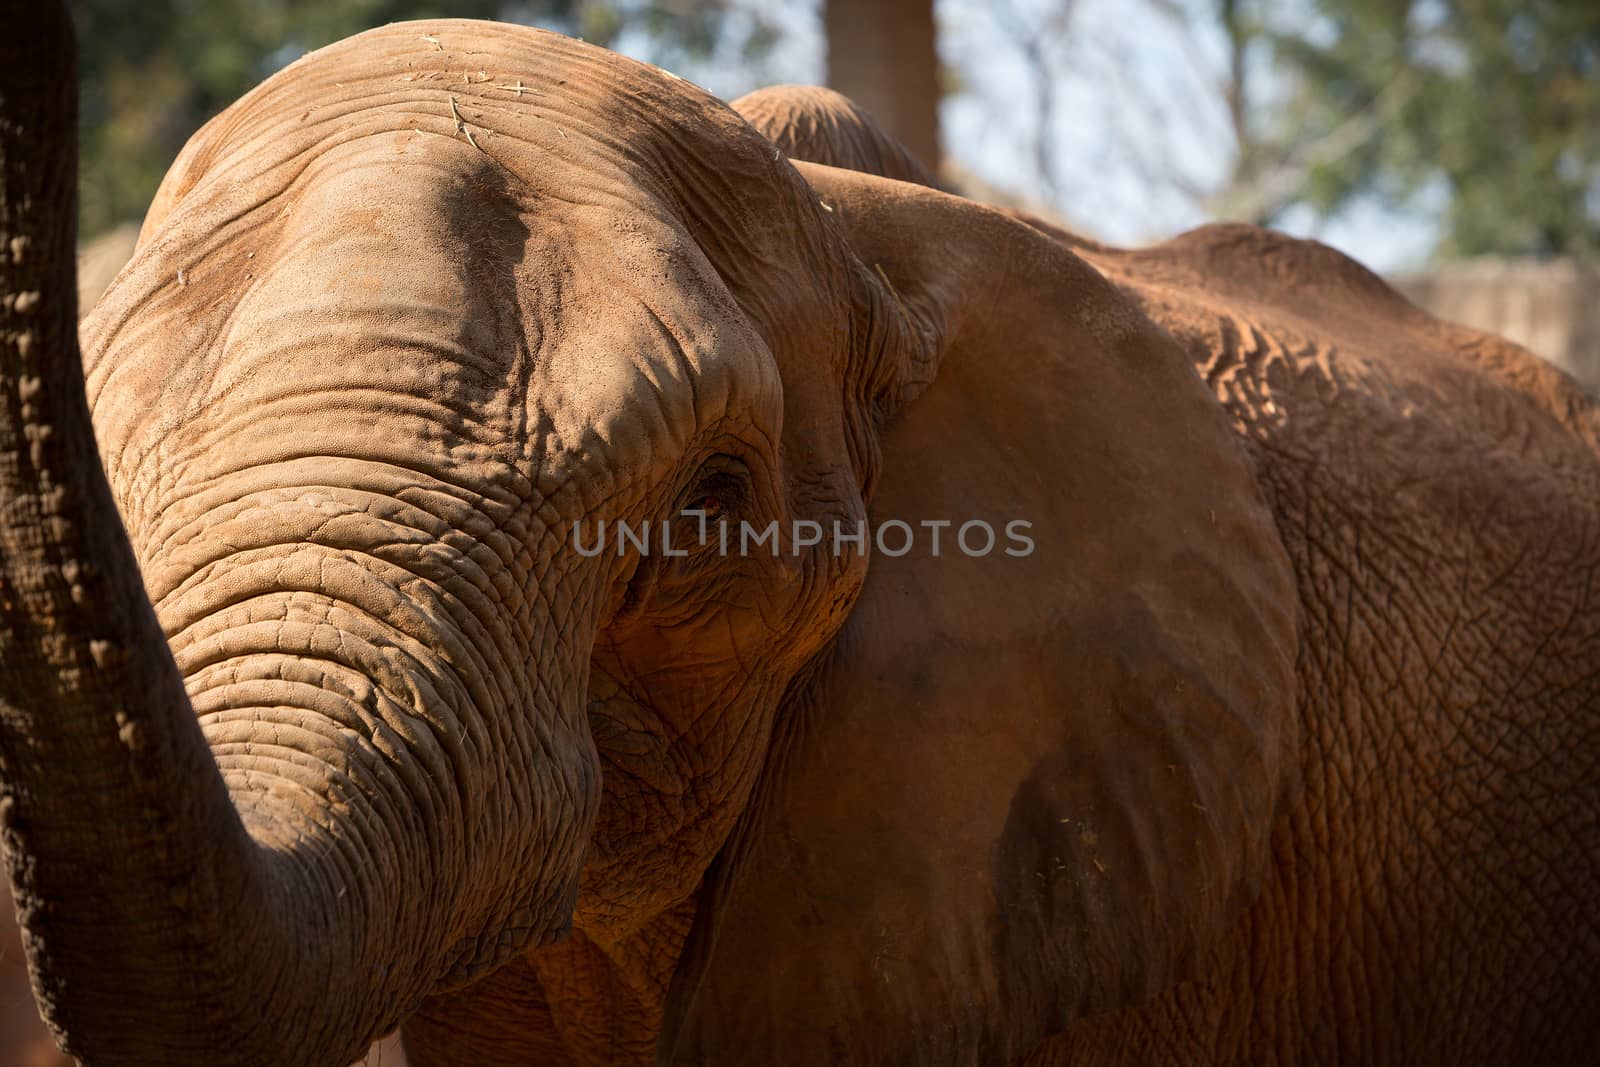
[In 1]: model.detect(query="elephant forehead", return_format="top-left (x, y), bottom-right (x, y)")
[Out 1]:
top-left (244, 143), bottom-right (536, 395)
top-left (91, 130), bottom-right (784, 526)
top-left (274, 136), bottom-right (785, 493)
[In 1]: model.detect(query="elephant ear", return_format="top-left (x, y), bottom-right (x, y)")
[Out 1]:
top-left (661, 163), bottom-right (1301, 1063)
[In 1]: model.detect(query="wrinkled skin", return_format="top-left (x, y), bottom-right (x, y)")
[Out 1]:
top-left (0, 13), bottom-right (1595, 1067)
top-left (1016, 231), bottom-right (1600, 1064)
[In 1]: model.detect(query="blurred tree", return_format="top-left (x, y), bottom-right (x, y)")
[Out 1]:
top-left (1134, 0), bottom-right (1413, 230)
top-left (70, 0), bottom-right (778, 239)
top-left (1267, 0), bottom-right (1600, 258)
top-left (824, 0), bottom-right (941, 172)
top-left (976, 0), bottom-right (1296, 228)
top-left (966, 0), bottom-right (1597, 261)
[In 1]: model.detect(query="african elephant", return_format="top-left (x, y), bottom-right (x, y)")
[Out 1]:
top-left (1, 11), bottom-right (1596, 1066)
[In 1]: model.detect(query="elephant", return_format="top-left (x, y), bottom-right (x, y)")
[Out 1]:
top-left (1, 10), bottom-right (1597, 1066)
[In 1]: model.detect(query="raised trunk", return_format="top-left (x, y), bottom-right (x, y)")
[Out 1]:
top-left (824, 0), bottom-right (943, 174)
top-left (0, 9), bottom-right (593, 1064)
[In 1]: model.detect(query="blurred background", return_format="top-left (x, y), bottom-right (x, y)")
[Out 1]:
top-left (63, 0), bottom-right (1600, 390)
top-left (4, 0), bottom-right (1597, 1063)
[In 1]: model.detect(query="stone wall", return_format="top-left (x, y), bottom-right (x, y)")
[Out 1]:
top-left (1392, 258), bottom-right (1600, 392)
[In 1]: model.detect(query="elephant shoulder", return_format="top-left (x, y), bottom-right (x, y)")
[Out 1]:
top-left (1079, 222), bottom-right (1600, 463)
top-left (1148, 222), bottom-right (1407, 311)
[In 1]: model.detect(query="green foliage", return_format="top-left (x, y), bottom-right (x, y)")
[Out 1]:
top-left (1263, 0), bottom-right (1600, 258)
top-left (71, 0), bottom-right (773, 238)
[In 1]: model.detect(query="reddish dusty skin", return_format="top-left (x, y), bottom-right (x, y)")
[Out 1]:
top-left (2, 15), bottom-right (1597, 1067)
top-left (679, 89), bottom-right (1600, 1066)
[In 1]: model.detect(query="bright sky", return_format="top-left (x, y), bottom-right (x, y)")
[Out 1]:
top-left (609, 0), bottom-right (1442, 273)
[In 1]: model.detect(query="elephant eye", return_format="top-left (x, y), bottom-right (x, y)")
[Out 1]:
top-left (683, 475), bottom-right (743, 521)
top-left (678, 455), bottom-right (751, 528)
top-left (691, 494), bottom-right (727, 519)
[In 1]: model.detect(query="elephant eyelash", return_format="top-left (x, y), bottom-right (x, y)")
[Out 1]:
top-left (672, 485), bottom-right (744, 557)
top-left (685, 491), bottom-right (726, 518)
top-left (685, 477), bottom-right (744, 520)
top-left (662, 465), bottom-right (755, 568)
top-left (677, 456), bottom-right (752, 526)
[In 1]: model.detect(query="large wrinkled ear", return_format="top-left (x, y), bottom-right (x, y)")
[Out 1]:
top-left (732, 85), bottom-right (938, 187)
top-left (662, 165), bottom-right (1301, 1063)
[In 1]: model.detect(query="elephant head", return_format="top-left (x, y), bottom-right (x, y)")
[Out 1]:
top-left (0, 14), bottom-right (1298, 1065)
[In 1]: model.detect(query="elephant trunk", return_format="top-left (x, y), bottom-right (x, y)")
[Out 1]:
top-left (0, 10), bottom-right (597, 1064)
